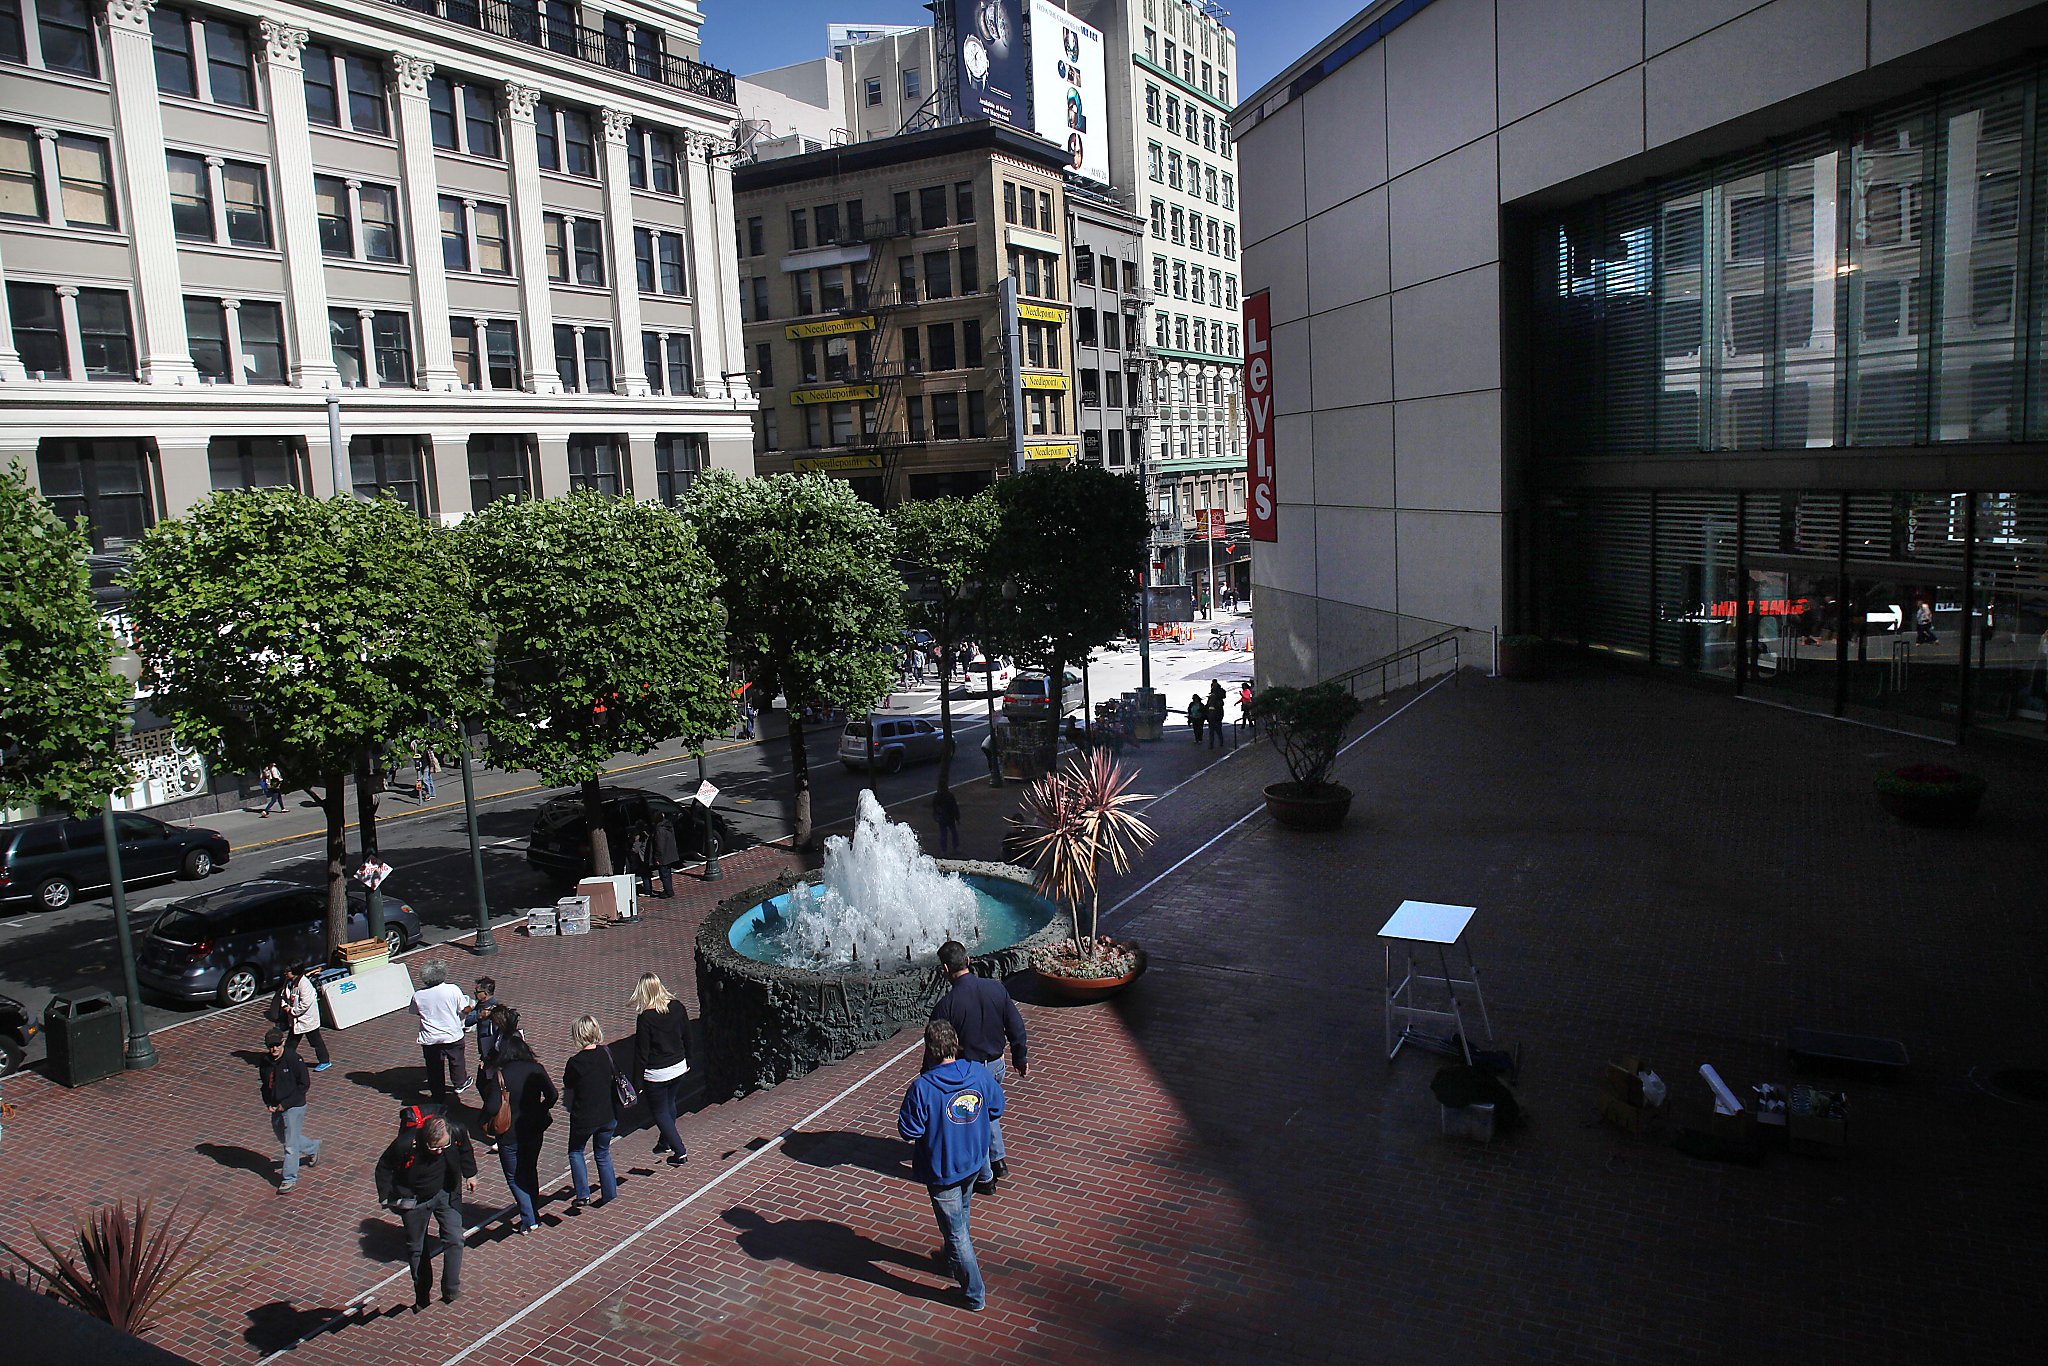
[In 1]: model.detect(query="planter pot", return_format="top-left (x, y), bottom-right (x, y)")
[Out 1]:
top-left (1033, 946), bottom-right (1148, 1002)
top-left (1876, 783), bottom-right (1984, 829)
top-left (1497, 641), bottom-right (1545, 680)
top-left (1263, 781), bottom-right (1353, 831)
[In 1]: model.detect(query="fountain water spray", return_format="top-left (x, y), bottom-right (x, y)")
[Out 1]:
top-left (779, 791), bottom-right (981, 969)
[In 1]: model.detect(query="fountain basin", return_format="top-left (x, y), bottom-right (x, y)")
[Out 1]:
top-left (694, 860), bottom-right (1065, 1099)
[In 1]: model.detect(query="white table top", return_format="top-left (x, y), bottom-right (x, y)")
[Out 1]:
top-left (1378, 900), bottom-right (1476, 945)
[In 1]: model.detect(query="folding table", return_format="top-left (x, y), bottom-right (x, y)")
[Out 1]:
top-left (1379, 900), bottom-right (1493, 1063)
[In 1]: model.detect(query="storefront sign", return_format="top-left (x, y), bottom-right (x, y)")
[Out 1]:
top-left (790, 383), bottom-right (881, 405)
top-left (793, 453), bottom-right (883, 473)
top-left (1016, 301), bottom-right (1069, 323)
top-left (1244, 290), bottom-right (1276, 542)
top-left (784, 315), bottom-right (878, 340)
top-left (1021, 372), bottom-right (1069, 391)
top-left (1026, 443), bottom-right (1080, 461)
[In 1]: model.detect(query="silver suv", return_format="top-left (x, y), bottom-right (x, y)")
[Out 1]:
top-left (1001, 670), bottom-right (1083, 718)
top-left (840, 716), bottom-right (953, 772)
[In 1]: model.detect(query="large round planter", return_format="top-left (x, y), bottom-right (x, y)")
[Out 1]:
top-left (1497, 640), bottom-right (1546, 680)
top-left (1876, 783), bottom-right (1985, 829)
top-left (1033, 946), bottom-right (1148, 1002)
top-left (1263, 781), bottom-right (1353, 831)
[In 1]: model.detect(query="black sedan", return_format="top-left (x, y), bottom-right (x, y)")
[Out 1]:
top-left (0, 812), bottom-right (231, 911)
top-left (526, 786), bottom-right (733, 886)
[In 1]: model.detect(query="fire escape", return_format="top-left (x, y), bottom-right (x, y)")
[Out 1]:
top-left (843, 208), bottom-right (919, 504)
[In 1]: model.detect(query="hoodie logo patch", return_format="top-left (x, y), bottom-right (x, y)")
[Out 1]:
top-left (946, 1090), bottom-right (984, 1124)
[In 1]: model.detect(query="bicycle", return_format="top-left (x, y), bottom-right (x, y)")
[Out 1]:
top-left (1207, 628), bottom-right (1240, 651)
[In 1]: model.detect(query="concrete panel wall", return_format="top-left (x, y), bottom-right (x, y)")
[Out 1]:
top-left (1382, 0), bottom-right (1498, 177)
top-left (1644, 0), bottom-right (1868, 149)
top-left (1301, 43), bottom-right (1388, 219)
top-left (1497, 0), bottom-right (1646, 123)
top-left (1312, 403), bottom-right (1396, 510)
top-left (1309, 296), bottom-right (1394, 411)
top-left (1387, 136), bottom-right (1500, 290)
top-left (1390, 264), bottom-right (1500, 401)
top-left (1393, 391), bottom-right (1504, 513)
top-left (1305, 186), bottom-right (1391, 314)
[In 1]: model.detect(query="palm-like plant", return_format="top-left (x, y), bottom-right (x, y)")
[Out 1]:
top-left (2, 1195), bottom-right (224, 1338)
top-left (1014, 749), bottom-right (1156, 976)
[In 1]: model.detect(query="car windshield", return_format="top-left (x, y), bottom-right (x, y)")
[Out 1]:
top-left (845, 720), bottom-right (873, 738)
top-left (151, 908), bottom-right (210, 943)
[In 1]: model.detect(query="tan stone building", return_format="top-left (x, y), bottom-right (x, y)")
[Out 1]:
top-left (735, 120), bottom-right (1080, 505)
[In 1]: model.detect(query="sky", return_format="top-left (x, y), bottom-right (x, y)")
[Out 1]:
top-left (697, 0), bottom-right (1367, 97)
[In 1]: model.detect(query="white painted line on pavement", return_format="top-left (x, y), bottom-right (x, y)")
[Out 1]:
top-left (437, 1037), bottom-right (925, 1366)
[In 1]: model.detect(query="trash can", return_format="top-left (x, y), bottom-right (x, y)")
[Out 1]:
top-left (43, 992), bottom-right (125, 1087)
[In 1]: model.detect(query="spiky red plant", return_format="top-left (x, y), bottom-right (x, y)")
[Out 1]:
top-left (2, 1195), bottom-right (223, 1338)
top-left (1012, 748), bottom-right (1156, 961)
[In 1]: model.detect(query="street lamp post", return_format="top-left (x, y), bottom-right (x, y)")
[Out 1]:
top-left (457, 723), bottom-right (496, 955)
top-left (101, 801), bottom-right (158, 1070)
top-left (697, 749), bottom-right (722, 881)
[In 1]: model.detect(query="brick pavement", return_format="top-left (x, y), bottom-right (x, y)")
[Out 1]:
top-left (3, 666), bottom-right (2043, 1364)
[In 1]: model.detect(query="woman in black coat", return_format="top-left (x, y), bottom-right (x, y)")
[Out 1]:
top-left (481, 1032), bottom-right (556, 1231)
top-left (561, 1015), bottom-right (619, 1208)
top-left (630, 973), bottom-right (692, 1165)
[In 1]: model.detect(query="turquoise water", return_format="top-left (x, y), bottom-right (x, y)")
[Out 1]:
top-left (730, 874), bottom-right (1058, 967)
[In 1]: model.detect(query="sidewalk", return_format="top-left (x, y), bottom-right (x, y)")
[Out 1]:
top-left (3, 664), bottom-right (2040, 1365)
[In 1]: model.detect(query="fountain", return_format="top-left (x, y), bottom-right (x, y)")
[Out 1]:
top-left (694, 792), bottom-right (1064, 1098)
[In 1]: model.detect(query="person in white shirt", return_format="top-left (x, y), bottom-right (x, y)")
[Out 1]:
top-left (410, 961), bottom-right (473, 1104)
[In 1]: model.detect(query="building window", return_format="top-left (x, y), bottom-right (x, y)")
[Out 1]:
top-left (299, 46), bottom-right (390, 135)
top-left (361, 184), bottom-right (400, 261)
top-left (1148, 143), bottom-right (1162, 181)
top-left (7, 281), bottom-right (65, 375)
top-left (0, 122), bottom-right (41, 220)
top-left (349, 435), bottom-right (427, 514)
top-left (35, 0), bottom-right (97, 77)
top-left (864, 76), bottom-right (882, 107)
top-left (440, 196), bottom-right (470, 272)
top-left (1145, 84), bottom-right (1160, 124)
top-left (201, 15), bottom-right (255, 108)
top-left (789, 207), bottom-right (809, 250)
top-left (72, 287), bottom-right (134, 380)
top-left (567, 434), bottom-right (625, 494)
top-left (955, 180), bottom-right (974, 223)
top-left (543, 213), bottom-right (568, 281)
top-left (473, 201), bottom-right (509, 274)
top-left (314, 175), bottom-right (351, 255)
top-left (222, 160), bottom-right (270, 246)
top-left (370, 310), bottom-right (412, 386)
top-left (150, 7), bottom-right (196, 97)
top-left (745, 215), bottom-right (764, 255)
top-left (754, 340), bottom-right (773, 388)
top-left (54, 133), bottom-right (114, 228)
top-left (553, 324), bottom-right (579, 390)
top-left (903, 67), bottom-right (920, 102)
top-left (208, 436), bottom-right (300, 492)
top-left (467, 434), bottom-right (532, 506)
top-left (1150, 198), bottom-right (1164, 238)
top-left (654, 433), bottom-right (704, 505)
top-left (923, 249), bottom-right (952, 299)
top-left (329, 309), bottom-right (363, 386)
top-left (38, 439), bottom-right (154, 551)
top-left (932, 392), bottom-right (960, 440)
top-left (572, 217), bottom-right (605, 284)
top-left (583, 326), bottom-right (613, 392)
top-left (657, 231), bottom-right (686, 294)
top-left (906, 396), bottom-right (926, 441)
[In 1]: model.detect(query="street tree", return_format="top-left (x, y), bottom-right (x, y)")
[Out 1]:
top-left (123, 490), bottom-right (483, 951)
top-left (685, 471), bottom-right (903, 849)
top-left (0, 463), bottom-right (132, 813)
top-left (983, 464), bottom-right (1149, 758)
top-left (891, 491), bottom-right (998, 797)
top-left (457, 491), bottom-right (730, 880)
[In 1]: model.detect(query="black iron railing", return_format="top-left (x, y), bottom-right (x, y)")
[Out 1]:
top-left (384, 0), bottom-right (737, 106)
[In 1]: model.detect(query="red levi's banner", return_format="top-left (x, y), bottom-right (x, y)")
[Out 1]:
top-left (1243, 290), bottom-right (1276, 542)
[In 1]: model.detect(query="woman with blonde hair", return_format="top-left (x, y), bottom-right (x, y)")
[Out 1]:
top-left (560, 1015), bottom-right (618, 1208)
top-left (631, 973), bottom-right (692, 1166)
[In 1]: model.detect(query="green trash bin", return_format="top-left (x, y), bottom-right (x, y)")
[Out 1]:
top-left (44, 992), bottom-right (124, 1087)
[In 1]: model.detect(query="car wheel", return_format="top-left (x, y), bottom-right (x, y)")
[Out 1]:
top-left (884, 749), bottom-right (905, 774)
top-left (385, 926), bottom-right (407, 957)
top-left (181, 848), bottom-right (215, 880)
top-left (217, 965), bottom-right (261, 1008)
top-left (35, 877), bottom-right (74, 911)
top-left (0, 1035), bottom-right (24, 1078)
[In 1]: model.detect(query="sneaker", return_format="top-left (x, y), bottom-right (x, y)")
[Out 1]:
top-left (989, 1159), bottom-right (1008, 1180)
top-left (569, 1197), bottom-right (589, 1210)
top-left (453, 1079), bottom-right (474, 1094)
top-left (302, 1150), bottom-right (319, 1169)
top-left (312, 1062), bottom-right (333, 1072)
top-left (665, 1153), bottom-right (688, 1167)
top-left (440, 1290), bottom-right (461, 1306)
top-left (277, 1183), bottom-right (296, 1194)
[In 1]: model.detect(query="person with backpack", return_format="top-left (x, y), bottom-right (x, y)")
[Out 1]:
top-left (259, 762), bottom-right (287, 817)
top-left (561, 1016), bottom-right (621, 1209)
top-left (631, 972), bottom-right (692, 1166)
top-left (413, 748), bottom-right (440, 802)
top-left (376, 1112), bottom-right (478, 1311)
top-left (276, 963), bottom-right (331, 1070)
top-left (261, 1027), bottom-right (320, 1194)
top-left (1187, 694), bottom-right (1206, 744)
top-left (478, 1032), bottom-right (555, 1232)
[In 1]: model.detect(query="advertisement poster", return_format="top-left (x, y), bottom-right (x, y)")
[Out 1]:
top-left (956, 0), bottom-right (1028, 130)
top-left (1028, 0), bottom-right (1108, 184)
top-left (1244, 291), bottom-right (1277, 542)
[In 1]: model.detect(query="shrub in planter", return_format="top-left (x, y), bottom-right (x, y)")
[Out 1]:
top-left (1874, 763), bottom-right (1986, 828)
top-left (1244, 682), bottom-right (1365, 829)
top-left (1497, 634), bottom-right (1546, 680)
top-left (1011, 750), bottom-right (1157, 997)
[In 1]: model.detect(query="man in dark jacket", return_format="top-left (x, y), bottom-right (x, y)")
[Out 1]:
top-left (260, 1028), bottom-right (320, 1193)
top-left (649, 812), bottom-right (681, 898)
top-left (928, 941), bottom-right (1027, 1191)
top-left (377, 1114), bottom-right (478, 1311)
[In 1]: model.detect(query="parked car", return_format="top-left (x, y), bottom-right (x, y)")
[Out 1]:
top-left (0, 992), bottom-right (36, 1076)
top-left (0, 812), bottom-right (231, 911)
top-left (136, 880), bottom-right (422, 1008)
top-left (840, 715), bottom-right (955, 772)
top-left (526, 786), bottom-right (733, 886)
top-left (1002, 670), bottom-right (1085, 718)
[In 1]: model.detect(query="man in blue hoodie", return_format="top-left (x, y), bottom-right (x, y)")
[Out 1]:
top-left (899, 1019), bottom-right (1004, 1311)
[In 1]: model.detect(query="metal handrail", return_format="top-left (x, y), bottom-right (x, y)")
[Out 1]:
top-left (384, 1), bottom-right (738, 106)
top-left (1322, 627), bottom-right (1471, 703)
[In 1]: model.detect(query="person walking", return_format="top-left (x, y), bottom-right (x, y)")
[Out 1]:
top-left (1187, 694), bottom-right (1206, 745)
top-left (1239, 681), bottom-right (1255, 738)
top-left (562, 1016), bottom-right (620, 1209)
top-left (928, 940), bottom-right (1026, 1191)
top-left (259, 763), bottom-right (287, 817)
top-left (279, 963), bottom-right (331, 1070)
top-left (261, 1028), bottom-right (320, 1194)
top-left (1207, 680), bottom-right (1228, 750)
top-left (932, 787), bottom-right (961, 854)
top-left (411, 962), bottom-right (473, 1105)
top-left (626, 818), bottom-right (654, 897)
top-left (648, 811), bottom-right (680, 899)
top-left (898, 1019), bottom-right (1002, 1312)
top-left (631, 973), bottom-right (692, 1166)
top-left (377, 1112), bottom-right (478, 1311)
top-left (413, 748), bottom-right (439, 802)
top-left (479, 1032), bottom-right (555, 1232)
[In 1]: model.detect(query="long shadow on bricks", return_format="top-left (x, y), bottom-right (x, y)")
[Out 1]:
top-left (721, 1207), bottom-right (951, 1302)
top-left (779, 1129), bottom-right (917, 1180)
top-left (195, 1142), bottom-right (273, 1178)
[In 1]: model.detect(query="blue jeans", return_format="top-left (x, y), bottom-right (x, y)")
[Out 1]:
top-left (497, 1130), bottom-right (541, 1226)
top-left (568, 1124), bottom-right (617, 1201)
top-left (271, 1105), bottom-right (319, 1188)
top-left (646, 1074), bottom-right (687, 1158)
top-left (419, 769), bottom-right (436, 798)
top-left (928, 1178), bottom-right (985, 1309)
top-left (980, 1055), bottom-right (1006, 1180)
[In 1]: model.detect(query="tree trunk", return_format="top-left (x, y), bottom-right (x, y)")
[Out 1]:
top-left (935, 639), bottom-right (956, 795)
top-left (581, 776), bottom-right (611, 878)
top-left (787, 702), bottom-right (814, 850)
top-left (354, 752), bottom-right (385, 940)
top-left (1046, 650), bottom-right (1066, 774)
top-left (319, 770), bottom-right (349, 955)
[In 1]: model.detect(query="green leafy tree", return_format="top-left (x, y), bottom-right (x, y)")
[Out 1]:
top-left (457, 491), bottom-right (730, 879)
top-left (123, 490), bottom-right (483, 950)
top-left (685, 471), bottom-right (903, 849)
top-left (982, 464), bottom-right (1149, 756)
top-left (0, 463), bottom-right (132, 813)
top-left (891, 491), bottom-right (998, 797)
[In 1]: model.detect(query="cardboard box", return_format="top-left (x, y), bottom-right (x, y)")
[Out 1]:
top-left (1596, 1055), bottom-right (1663, 1134)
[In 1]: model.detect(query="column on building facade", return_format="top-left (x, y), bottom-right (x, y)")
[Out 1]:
top-left (703, 134), bottom-right (749, 400)
top-left (599, 109), bottom-right (651, 398)
top-left (155, 434), bottom-right (214, 520)
top-left (681, 131), bottom-right (722, 395)
top-left (257, 20), bottom-right (340, 389)
top-left (0, 231), bottom-right (25, 381)
top-left (501, 83), bottom-right (561, 394)
top-left (388, 53), bottom-right (459, 392)
top-left (102, 0), bottom-right (196, 383)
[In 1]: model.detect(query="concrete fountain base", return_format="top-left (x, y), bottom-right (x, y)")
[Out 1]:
top-left (693, 860), bottom-right (1064, 1100)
